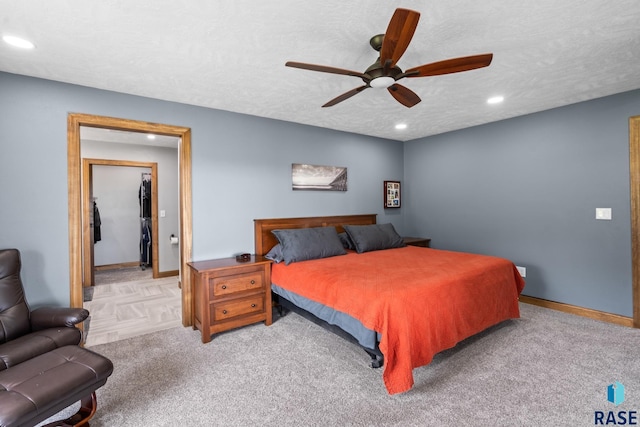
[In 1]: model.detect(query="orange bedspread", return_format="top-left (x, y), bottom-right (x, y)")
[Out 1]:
top-left (271, 246), bottom-right (525, 394)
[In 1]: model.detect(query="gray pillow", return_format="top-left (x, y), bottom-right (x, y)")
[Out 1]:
top-left (343, 223), bottom-right (406, 253)
top-left (338, 232), bottom-right (355, 250)
top-left (264, 244), bottom-right (284, 263)
top-left (272, 226), bottom-right (347, 265)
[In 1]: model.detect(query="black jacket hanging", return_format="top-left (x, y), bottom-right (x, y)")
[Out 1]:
top-left (138, 179), bottom-right (152, 218)
top-left (93, 201), bottom-right (102, 243)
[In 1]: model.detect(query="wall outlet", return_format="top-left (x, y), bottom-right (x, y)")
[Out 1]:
top-left (516, 266), bottom-right (526, 278)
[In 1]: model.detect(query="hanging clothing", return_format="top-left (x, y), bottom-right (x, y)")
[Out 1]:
top-left (140, 218), bottom-right (151, 267)
top-left (138, 178), bottom-right (152, 218)
top-left (139, 175), bottom-right (152, 269)
top-left (93, 201), bottom-right (102, 243)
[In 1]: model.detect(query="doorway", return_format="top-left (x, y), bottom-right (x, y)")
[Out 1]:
top-left (629, 114), bottom-right (640, 328)
top-left (83, 159), bottom-right (159, 287)
top-left (68, 113), bottom-right (193, 327)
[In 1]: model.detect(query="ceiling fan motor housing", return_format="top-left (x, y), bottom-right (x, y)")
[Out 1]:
top-left (365, 61), bottom-right (403, 83)
top-left (369, 34), bottom-right (385, 51)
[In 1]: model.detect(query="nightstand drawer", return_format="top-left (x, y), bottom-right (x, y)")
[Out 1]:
top-left (212, 295), bottom-right (264, 321)
top-left (210, 271), bottom-right (264, 297)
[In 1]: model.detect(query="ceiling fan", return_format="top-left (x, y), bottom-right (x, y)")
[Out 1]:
top-left (285, 8), bottom-right (493, 108)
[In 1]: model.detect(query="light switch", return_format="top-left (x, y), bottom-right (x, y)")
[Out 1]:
top-left (595, 208), bottom-right (612, 220)
top-left (160, 210), bottom-right (166, 218)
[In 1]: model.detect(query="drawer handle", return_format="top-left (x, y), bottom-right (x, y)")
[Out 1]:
top-left (250, 280), bottom-right (255, 284)
top-left (222, 310), bottom-right (228, 315)
top-left (251, 303), bottom-right (256, 308)
top-left (221, 285), bottom-right (227, 290)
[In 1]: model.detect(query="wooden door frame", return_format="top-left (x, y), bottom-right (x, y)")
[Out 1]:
top-left (630, 115), bottom-right (640, 328)
top-left (83, 159), bottom-right (159, 285)
top-left (68, 113), bottom-right (193, 327)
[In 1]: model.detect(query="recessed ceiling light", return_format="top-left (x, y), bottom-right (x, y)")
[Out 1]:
top-left (395, 123), bottom-right (407, 130)
top-left (2, 35), bottom-right (35, 49)
top-left (487, 96), bottom-right (504, 105)
top-left (147, 134), bottom-right (156, 140)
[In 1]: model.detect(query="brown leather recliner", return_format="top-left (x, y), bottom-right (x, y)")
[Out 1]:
top-left (0, 249), bottom-right (114, 427)
top-left (0, 248), bottom-right (89, 369)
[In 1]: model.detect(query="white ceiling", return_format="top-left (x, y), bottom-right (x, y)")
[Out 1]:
top-left (2, 1), bottom-right (640, 142)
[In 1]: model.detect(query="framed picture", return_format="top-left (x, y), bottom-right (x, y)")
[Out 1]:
top-left (384, 180), bottom-right (401, 208)
top-left (292, 163), bottom-right (347, 191)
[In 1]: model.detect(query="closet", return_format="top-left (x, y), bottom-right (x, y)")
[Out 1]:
top-left (82, 159), bottom-right (159, 288)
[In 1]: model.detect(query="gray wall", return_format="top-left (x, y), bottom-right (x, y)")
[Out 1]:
top-left (189, 111), bottom-right (404, 261)
top-left (0, 72), bottom-right (403, 307)
top-left (404, 89), bottom-right (640, 317)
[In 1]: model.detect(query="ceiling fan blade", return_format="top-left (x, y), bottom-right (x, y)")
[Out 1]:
top-left (322, 85), bottom-right (369, 107)
top-left (388, 84), bottom-right (421, 108)
top-left (380, 8), bottom-right (420, 68)
top-left (286, 61), bottom-right (368, 79)
top-left (405, 53), bottom-right (493, 77)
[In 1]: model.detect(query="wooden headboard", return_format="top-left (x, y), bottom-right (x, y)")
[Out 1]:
top-left (254, 214), bottom-right (377, 256)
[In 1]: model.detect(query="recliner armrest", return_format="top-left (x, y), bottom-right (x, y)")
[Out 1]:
top-left (30, 307), bottom-right (90, 331)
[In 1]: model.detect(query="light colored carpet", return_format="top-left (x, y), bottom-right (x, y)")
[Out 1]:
top-left (46, 303), bottom-right (640, 426)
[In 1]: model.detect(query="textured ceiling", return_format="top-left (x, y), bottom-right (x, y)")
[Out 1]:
top-left (1, 1), bottom-right (640, 142)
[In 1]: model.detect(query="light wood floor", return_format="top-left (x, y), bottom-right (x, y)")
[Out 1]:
top-left (83, 275), bottom-right (182, 347)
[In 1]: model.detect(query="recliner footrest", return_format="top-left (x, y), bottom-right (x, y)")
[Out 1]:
top-left (0, 345), bottom-right (113, 427)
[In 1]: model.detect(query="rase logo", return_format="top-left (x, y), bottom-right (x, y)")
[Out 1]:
top-left (595, 382), bottom-right (637, 425)
top-left (609, 382), bottom-right (626, 407)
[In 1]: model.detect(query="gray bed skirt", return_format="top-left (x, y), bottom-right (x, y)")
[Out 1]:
top-left (271, 283), bottom-right (379, 350)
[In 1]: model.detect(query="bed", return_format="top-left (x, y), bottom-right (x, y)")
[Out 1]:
top-left (254, 214), bottom-right (525, 394)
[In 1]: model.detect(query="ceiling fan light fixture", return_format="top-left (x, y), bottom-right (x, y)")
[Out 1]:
top-left (370, 76), bottom-right (395, 89)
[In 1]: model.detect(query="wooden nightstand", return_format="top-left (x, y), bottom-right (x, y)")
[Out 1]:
top-left (403, 237), bottom-right (431, 248)
top-left (188, 256), bottom-right (272, 343)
